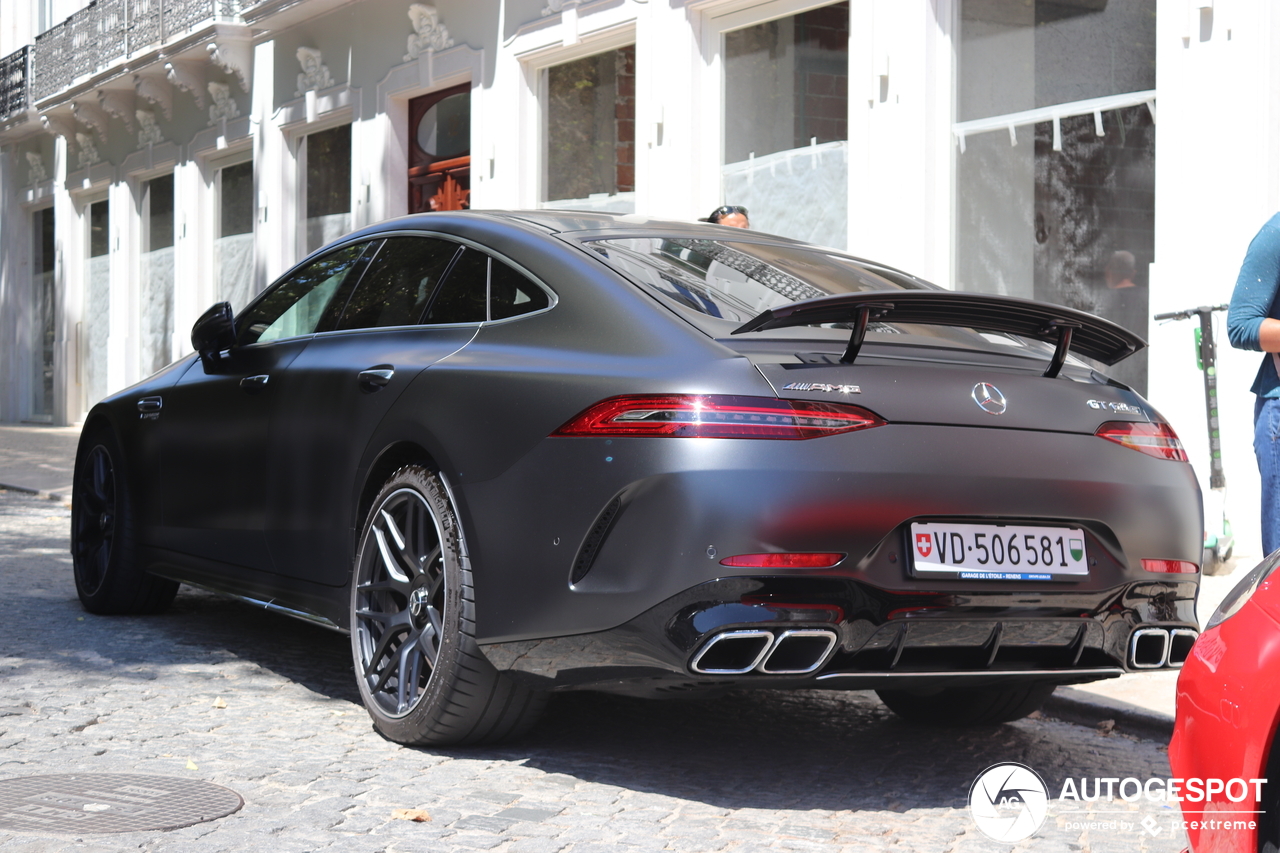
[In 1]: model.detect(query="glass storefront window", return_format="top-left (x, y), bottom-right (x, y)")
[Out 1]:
top-left (31, 207), bottom-right (55, 421)
top-left (140, 173), bottom-right (175, 377)
top-left (84, 199), bottom-right (109, 409)
top-left (542, 45), bottom-right (636, 214)
top-left (304, 124), bottom-right (351, 254)
top-left (216, 160), bottom-right (255, 312)
top-left (955, 0), bottom-right (1156, 393)
top-left (722, 2), bottom-right (849, 249)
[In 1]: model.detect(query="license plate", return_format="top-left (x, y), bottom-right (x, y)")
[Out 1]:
top-left (909, 522), bottom-right (1088, 580)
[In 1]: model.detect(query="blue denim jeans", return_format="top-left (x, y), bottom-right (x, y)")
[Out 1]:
top-left (1255, 396), bottom-right (1280, 555)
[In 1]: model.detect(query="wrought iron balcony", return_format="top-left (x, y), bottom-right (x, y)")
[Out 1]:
top-left (0, 47), bottom-right (30, 122)
top-left (31, 0), bottom-right (245, 103)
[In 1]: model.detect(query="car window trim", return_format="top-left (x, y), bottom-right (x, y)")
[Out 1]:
top-left (233, 240), bottom-right (380, 348)
top-left (234, 229), bottom-right (559, 345)
top-left (354, 228), bottom-right (559, 328)
top-left (330, 236), bottom-right (465, 332)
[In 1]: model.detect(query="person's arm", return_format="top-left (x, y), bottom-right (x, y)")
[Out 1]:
top-left (1260, 318), bottom-right (1280, 352)
top-left (1228, 216), bottom-right (1280, 352)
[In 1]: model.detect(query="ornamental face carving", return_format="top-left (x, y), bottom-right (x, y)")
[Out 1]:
top-left (26, 152), bottom-right (46, 184)
top-left (76, 132), bottom-right (101, 168)
top-left (208, 82), bottom-right (241, 125)
top-left (405, 3), bottom-right (454, 62)
top-left (295, 47), bottom-right (334, 95)
top-left (137, 109), bottom-right (163, 147)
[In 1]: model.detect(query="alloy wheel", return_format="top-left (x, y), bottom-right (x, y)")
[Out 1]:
top-left (72, 445), bottom-right (116, 595)
top-left (353, 488), bottom-right (446, 717)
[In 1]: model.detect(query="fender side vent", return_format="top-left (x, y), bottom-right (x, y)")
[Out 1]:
top-left (571, 496), bottom-right (623, 584)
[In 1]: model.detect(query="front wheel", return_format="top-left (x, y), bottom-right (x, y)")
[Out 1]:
top-left (350, 465), bottom-right (545, 745)
top-left (876, 683), bottom-right (1054, 726)
top-left (71, 428), bottom-right (177, 614)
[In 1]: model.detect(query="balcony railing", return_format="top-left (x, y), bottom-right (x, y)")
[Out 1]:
top-left (31, 0), bottom-right (245, 103)
top-left (0, 46), bottom-right (30, 122)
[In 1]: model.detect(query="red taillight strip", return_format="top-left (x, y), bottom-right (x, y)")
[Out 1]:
top-left (552, 395), bottom-right (885, 440)
top-left (1095, 421), bottom-right (1188, 462)
top-left (1142, 559), bottom-right (1198, 574)
top-left (719, 553), bottom-right (846, 568)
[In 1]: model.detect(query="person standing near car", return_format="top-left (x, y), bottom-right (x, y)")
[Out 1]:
top-left (1227, 212), bottom-right (1280, 555)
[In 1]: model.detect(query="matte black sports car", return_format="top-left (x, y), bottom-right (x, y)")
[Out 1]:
top-left (71, 211), bottom-right (1202, 745)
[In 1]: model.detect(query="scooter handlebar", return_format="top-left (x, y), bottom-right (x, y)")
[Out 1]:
top-left (1154, 304), bottom-right (1229, 321)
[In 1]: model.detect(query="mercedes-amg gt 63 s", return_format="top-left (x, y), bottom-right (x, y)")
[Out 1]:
top-left (71, 211), bottom-right (1201, 745)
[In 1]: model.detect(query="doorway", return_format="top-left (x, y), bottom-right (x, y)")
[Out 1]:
top-left (408, 83), bottom-right (471, 213)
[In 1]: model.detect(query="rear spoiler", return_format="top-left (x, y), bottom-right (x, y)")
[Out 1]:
top-left (731, 290), bottom-right (1145, 378)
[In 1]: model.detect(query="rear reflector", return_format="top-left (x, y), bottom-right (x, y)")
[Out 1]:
top-left (1095, 421), bottom-right (1188, 462)
top-left (719, 552), bottom-right (845, 568)
top-left (553, 395), bottom-right (885, 440)
top-left (1142, 559), bottom-right (1198, 574)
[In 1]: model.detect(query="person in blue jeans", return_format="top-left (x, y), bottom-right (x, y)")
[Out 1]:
top-left (1228, 212), bottom-right (1280, 555)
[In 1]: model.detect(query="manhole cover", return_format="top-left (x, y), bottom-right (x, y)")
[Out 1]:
top-left (0, 774), bottom-right (242, 834)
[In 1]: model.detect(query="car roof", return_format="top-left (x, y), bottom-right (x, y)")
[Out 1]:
top-left (356, 209), bottom-right (814, 243)
top-left (347, 210), bottom-right (934, 288)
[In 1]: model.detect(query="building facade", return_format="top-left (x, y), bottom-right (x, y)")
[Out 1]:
top-left (0, 0), bottom-right (1277, 552)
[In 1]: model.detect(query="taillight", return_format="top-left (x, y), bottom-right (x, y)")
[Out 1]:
top-left (552, 395), bottom-right (885, 440)
top-left (1142, 559), bottom-right (1198, 574)
top-left (1095, 421), bottom-right (1188, 462)
top-left (719, 553), bottom-right (845, 568)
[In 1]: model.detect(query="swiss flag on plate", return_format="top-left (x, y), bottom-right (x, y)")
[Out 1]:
top-left (915, 533), bottom-right (933, 558)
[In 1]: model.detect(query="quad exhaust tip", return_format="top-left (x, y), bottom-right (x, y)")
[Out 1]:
top-left (1130, 627), bottom-right (1198, 669)
top-left (690, 628), bottom-right (838, 676)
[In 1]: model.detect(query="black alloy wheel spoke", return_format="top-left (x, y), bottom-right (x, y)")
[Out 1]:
top-left (397, 636), bottom-right (424, 712)
top-left (361, 606), bottom-right (415, 679)
top-left (378, 508), bottom-right (421, 582)
top-left (366, 627), bottom-right (410, 688)
top-left (90, 448), bottom-right (113, 505)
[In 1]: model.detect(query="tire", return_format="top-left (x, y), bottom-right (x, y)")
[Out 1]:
top-left (350, 465), bottom-right (546, 745)
top-left (70, 428), bottom-right (178, 614)
top-left (876, 683), bottom-right (1055, 726)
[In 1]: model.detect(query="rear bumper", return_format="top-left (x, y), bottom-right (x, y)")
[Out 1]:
top-left (461, 423), bottom-right (1203, 644)
top-left (480, 574), bottom-right (1196, 695)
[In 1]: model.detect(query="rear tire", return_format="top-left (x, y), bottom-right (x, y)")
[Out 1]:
top-left (350, 465), bottom-right (546, 745)
top-left (71, 427), bottom-right (178, 614)
top-left (876, 683), bottom-right (1054, 726)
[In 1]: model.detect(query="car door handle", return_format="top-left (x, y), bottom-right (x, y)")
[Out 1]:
top-left (136, 396), bottom-right (163, 413)
top-left (239, 374), bottom-right (270, 392)
top-left (358, 367), bottom-right (395, 391)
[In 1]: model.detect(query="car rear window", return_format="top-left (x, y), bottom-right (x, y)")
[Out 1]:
top-left (589, 237), bottom-right (1055, 356)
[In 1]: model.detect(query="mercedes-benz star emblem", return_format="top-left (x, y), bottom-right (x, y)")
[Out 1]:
top-left (972, 383), bottom-right (1007, 415)
top-left (409, 588), bottom-right (429, 620)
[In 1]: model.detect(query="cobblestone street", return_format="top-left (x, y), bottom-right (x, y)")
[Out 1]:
top-left (0, 489), bottom-right (1190, 852)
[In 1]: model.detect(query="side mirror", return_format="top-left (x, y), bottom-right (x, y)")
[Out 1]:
top-left (191, 302), bottom-right (236, 366)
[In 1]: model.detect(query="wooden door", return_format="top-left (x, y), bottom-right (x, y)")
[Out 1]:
top-left (408, 83), bottom-right (471, 213)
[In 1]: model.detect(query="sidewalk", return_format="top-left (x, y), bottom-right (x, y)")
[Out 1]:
top-left (0, 419), bottom-right (1244, 739)
top-left (0, 422), bottom-right (81, 501)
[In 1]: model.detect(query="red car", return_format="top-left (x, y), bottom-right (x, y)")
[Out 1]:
top-left (1170, 551), bottom-right (1280, 851)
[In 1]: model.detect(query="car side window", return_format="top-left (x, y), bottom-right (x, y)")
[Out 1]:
top-left (237, 243), bottom-right (370, 345)
top-left (424, 247), bottom-right (488, 324)
top-left (335, 237), bottom-right (462, 331)
top-left (490, 257), bottom-right (550, 320)
top-left (424, 248), bottom-right (550, 324)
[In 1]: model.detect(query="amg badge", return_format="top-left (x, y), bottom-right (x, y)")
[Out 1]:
top-left (781, 382), bottom-right (861, 394)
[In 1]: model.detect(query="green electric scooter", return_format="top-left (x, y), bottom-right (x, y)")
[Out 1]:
top-left (1153, 303), bottom-right (1235, 576)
